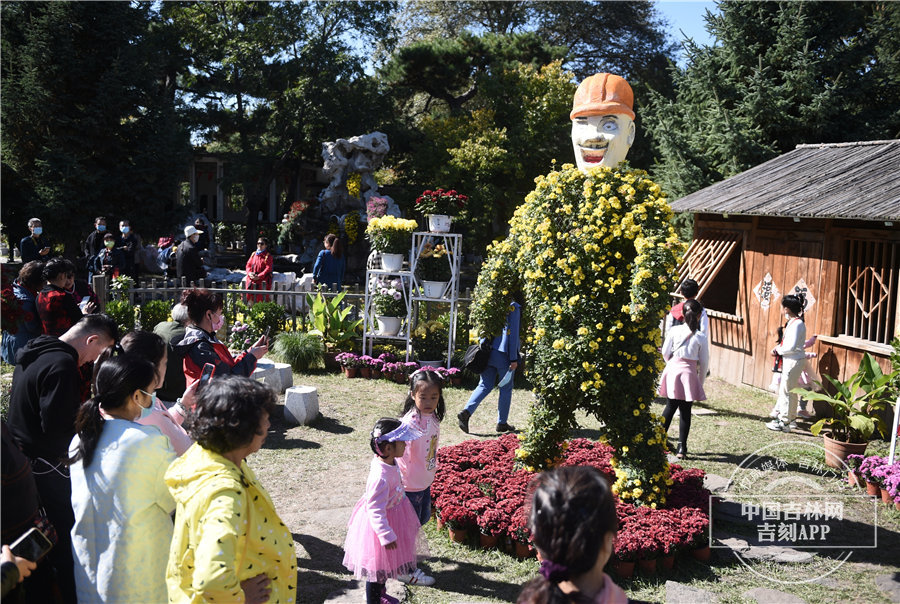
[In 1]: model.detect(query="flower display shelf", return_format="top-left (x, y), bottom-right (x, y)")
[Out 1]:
top-left (361, 268), bottom-right (414, 360)
top-left (431, 434), bottom-right (711, 563)
top-left (409, 232), bottom-right (462, 369)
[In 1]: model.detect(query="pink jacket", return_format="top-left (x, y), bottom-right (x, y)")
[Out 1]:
top-left (137, 400), bottom-right (193, 456)
top-left (364, 457), bottom-right (407, 546)
top-left (396, 410), bottom-right (440, 492)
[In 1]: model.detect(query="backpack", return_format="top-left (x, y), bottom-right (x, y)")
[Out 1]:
top-left (463, 340), bottom-right (492, 374)
top-left (669, 301), bottom-right (685, 326)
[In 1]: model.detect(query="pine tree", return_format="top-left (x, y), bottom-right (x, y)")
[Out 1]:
top-left (643, 1), bottom-right (900, 199)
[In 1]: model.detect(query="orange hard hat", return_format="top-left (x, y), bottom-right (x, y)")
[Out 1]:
top-left (570, 73), bottom-right (635, 121)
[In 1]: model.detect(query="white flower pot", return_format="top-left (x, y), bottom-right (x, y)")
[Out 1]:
top-left (423, 281), bottom-right (447, 299)
top-left (376, 316), bottom-right (402, 336)
top-left (427, 214), bottom-right (452, 233)
top-left (380, 253), bottom-right (404, 272)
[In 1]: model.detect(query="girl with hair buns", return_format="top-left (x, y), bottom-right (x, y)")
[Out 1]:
top-left (518, 466), bottom-right (628, 604)
top-left (657, 298), bottom-right (709, 459)
top-left (68, 354), bottom-right (176, 603)
top-left (766, 293), bottom-right (807, 433)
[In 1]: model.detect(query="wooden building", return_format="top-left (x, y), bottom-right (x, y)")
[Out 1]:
top-left (669, 140), bottom-right (900, 389)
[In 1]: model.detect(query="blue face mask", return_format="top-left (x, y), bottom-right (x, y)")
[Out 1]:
top-left (138, 389), bottom-right (157, 419)
top-left (121, 226), bottom-right (130, 234)
top-left (97, 224), bottom-right (106, 232)
top-left (32, 227), bottom-right (43, 235)
top-left (497, 369), bottom-right (515, 388)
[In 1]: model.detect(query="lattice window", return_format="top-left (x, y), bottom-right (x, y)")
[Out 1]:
top-left (841, 239), bottom-right (899, 345)
top-left (675, 230), bottom-right (743, 314)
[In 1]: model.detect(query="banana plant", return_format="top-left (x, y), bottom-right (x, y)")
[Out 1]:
top-left (793, 353), bottom-right (896, 443)
top-left (305, 290), bottom-right (363, 351)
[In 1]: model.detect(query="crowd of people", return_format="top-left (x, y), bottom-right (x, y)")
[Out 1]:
top-left (1, 277), bottom-right (291, 602)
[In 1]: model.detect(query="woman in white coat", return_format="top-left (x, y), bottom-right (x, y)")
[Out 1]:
top-left (658, 299), bottom-right (709, 459)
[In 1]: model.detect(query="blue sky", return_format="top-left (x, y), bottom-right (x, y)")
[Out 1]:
top-left (655, 1), bottom-right (719, 64)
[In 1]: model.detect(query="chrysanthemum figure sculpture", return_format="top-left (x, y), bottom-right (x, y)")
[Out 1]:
top-left (469, 74), bottom-right (684, 506)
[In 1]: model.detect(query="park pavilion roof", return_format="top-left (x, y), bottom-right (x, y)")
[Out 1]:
top-left (669, 140), bottom-right (900, 222)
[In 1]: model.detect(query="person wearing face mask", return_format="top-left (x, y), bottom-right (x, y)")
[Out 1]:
top-left (6, 314), bottom-right (119, 603)
top-left (90, 232), bottom-right (125, 281)
top-left (176, 288), bottom-right (267, 395)
top-left (116, 219), bottom-right (141, 281)
top-left (82, 216), bottom-right (107, 266)
top-left (243, 236), bottom-right (274, 302)
top-left (68, 353), bottom-right (176, 603)
top-left (176, 225), bottom-right (207, 285)
top-left (119, 330), bottom-right (193, 456)
top-left (19, 218), bottom-right (51, 263)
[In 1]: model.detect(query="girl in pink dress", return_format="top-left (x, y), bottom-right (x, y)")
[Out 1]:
top-left (658, 299), bottom-right (709, 459)
top-left (343, 417), bottom-right (425, 604)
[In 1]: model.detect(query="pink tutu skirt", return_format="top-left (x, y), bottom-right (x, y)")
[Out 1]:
top-left (657, 358), bottom-right (706, 402)
top-left (342, 496), bottom-right (424, 582)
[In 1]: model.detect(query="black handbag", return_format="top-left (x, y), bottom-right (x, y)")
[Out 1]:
top-left (462, 340), bottom-right (492, 374)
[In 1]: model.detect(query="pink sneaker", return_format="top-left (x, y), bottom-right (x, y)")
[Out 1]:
top-left (797, 409), bottom-right (813, 419)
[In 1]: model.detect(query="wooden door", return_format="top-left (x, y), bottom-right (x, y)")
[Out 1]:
top-left (741, 235), bottom-right (823, 389)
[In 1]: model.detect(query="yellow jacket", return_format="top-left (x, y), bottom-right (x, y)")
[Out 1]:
top-left (165, 444), bottom-right (297, 603)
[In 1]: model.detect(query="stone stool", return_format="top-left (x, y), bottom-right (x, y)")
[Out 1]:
top-left (284, 386), bottom-right (319, 425)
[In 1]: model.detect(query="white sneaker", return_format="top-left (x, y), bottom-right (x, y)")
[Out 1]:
top-left (766, 419), bottom-right (790, 433)
top-left (768, 409), bottom-right (780, 419)
top-left (397, 568), bottom-right (435, 586)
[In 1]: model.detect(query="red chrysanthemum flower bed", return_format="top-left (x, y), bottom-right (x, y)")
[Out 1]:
top-left (432, 434), bottom-right (710, 561)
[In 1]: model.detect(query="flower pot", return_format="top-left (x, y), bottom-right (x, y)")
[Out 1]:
top-left (380, 253), bottom-right (404, 272)
top-left (479, 533), bottom-right (499, 549)
top-left (448, 527), bottom-right (468, 543)
top-left (866, 481), bottom-right (880, 497)
top-left (419, 360), bottom-right (443, 368)
top-left (371, 370), bottom-right (382, 379)
top-left (427, 214), bottom-right (451, 233)
top-left (422, 280), bottom-right (447, 299)
top-left (691, 546), bottom-right (711, 562)
top-left (637, 558), bottom-right (656, 575)
top-left (450, 376), bottom-right (463, 387)
top-left (881, 487), bottom-right (893, 505)
top-left (822, 434), bottom-right (868, 469)
top-left (514, 541), bottom-right (533, 559)
top-left (848, 470), bottom-right (861, 488)
top-left (895, 502), bottom-right (900, 512)
top-left (661, 554), bottom-right (675, 570)
top-left (612, 561), bottom-right (635, 579)
top-left (436, 515), bottom-right (445, 531)
top-left (394, 374), bottom-right (407, 384)
top-left (359, 367), bottom-right (372, 379)
top-left (376, 315), bottom-right (402, 336)
top-left (343, 367), bottom-right (358, 378)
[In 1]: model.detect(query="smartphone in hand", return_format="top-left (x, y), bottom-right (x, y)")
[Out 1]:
top-left (198, 363), bottom-right (215, 390)
top-left (263, 327), bottom-right (272, 345)
top-left (11, 527), bottom-right (53, 563)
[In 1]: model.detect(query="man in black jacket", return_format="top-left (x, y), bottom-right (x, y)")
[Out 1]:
top-left (176, 225), bottom-right (207, 285)
top-left (7, 314), bottom-right (118, 603)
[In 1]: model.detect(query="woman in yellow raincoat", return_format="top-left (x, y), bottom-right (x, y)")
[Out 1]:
top-left (165, 376), bottom-right (296, 603)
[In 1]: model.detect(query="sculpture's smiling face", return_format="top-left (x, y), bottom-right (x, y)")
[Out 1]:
top-left (571, 114), bottom-right (636, 171)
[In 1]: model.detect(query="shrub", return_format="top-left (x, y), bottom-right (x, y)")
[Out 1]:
top-left (138, 300), bottom-right (172, 330)
top-left (106, 299), bottom-right (136, 333)
top-left (247, 301), bottom-right (286, 336)
top-left (413, 320), bottom-right (449, 360)
top-left (271, 331), bottom-right (324, 371)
